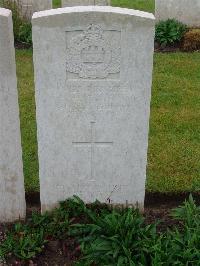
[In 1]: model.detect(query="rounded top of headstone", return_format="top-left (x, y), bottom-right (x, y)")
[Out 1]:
top-left (0, 7), bottom-right (11, 17)
top-left (32, 6), bottom-right (155, 21)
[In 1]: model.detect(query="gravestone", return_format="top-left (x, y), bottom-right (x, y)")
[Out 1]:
top-left (13, 0), bottom-right (52, 21)
top-left (0, 8), bottom-right (26, 222)
top-left (32, 6), bottom-right (155, 212)
top-left (156, 0), bottom-right (200, 27)
top-left (62, 0), bottom-right (110, 7)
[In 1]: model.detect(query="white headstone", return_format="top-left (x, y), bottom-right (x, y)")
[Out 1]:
top-left (156, 0), bottom-right (200, 27)
top-left (62, 0), bottom-right (110, 7)
top-left (0, 8), bottom-right (26, 222)
top-left (14, 0), bottom-right (52, 21)
top-left (32, 6), bottom-right (155, 212)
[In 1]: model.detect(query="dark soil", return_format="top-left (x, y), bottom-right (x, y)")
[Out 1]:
top-left (154, 41), bottom-right (181, 52)
top-left (31, 238), bottom-right (80, 266)
top-left (15, 41), bottom-right (32, 50)
top-left (25, 191), bottom-right (200, 207)
top-left (145, 191), bottom-right (200, 207)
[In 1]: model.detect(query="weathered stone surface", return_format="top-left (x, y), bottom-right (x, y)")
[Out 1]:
top-left (62, 0), bottom-right (110, 7)
top-left (32, 6), bottom-right (155, 212)
top-left (0, 8), bottom-right (26, 222)
top-left (12, 0), bottom-right (52, 20)
top-left (156, 0), bottom-right (200, 27)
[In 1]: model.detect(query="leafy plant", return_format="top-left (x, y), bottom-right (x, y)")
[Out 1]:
top-left (0, 203), bottom-right (71, 260)
top-left (160, 195), bottom-right (200, 265)
top-left (18, 23), bottom-right (32, 45)
top-left (171, 194), bottom-right (200, 226)
top-left (155, 19), bottom-right (187, 46)
top-left (59, 195), bottom-right (90, 220)
top-left (70, 207), bottom-right (159, 265)
top-left (1, 195), bottom-right (200, 265)
top-left (30, 207), bottom-right (70, 240)
top-left (0, 223), bottom-right (47, 260)
top-left (70, 195), bottom-right (200, 265)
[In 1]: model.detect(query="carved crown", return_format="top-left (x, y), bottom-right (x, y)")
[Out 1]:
top-left (86, 24), bottom-right (103, 37)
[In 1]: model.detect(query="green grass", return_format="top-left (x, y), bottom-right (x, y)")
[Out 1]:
top-left (111, 0), bottom-right (154, 13)
top-left (1, 0), bottom-right (155, 12)
top-left (53, 0), bottom-right (61, 8)
top-left (16, 50), bottom-right (200, 193)
top-left (1, 0), bottom-right (154, 12)
top-left (52, 0), bottom-right (155, 12)
top-left (148, 52), bottom-right (200, 192)
top-left (16, 50), bottom-right (39, 192)
top-left (0, 0), bottom-right (61, 9)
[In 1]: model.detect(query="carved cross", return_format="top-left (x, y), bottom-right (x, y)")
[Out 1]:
top-left (72, 122), bottom-right (113, 180)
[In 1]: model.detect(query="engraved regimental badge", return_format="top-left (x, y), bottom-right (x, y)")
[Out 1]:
top-left (66, 24), bottom-right (121, 79)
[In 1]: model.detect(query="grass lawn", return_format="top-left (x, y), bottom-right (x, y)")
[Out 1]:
top-left (112, 0), bottom-right (154, 13)
top-left (0, 0), bottom-right (155, 11)
top-left (148, 53), bottom-right (200, 192)
top-left (16, 50), bottom-right (200, 193)
top-left (53, 0), bottom-right (61, 8)
top-left (52, 0), bottom-right (155, 12)
top-left (16, 50), bottom-right (39, 192)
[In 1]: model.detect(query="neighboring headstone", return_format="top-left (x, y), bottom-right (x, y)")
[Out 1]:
top-left (32, 6), bottom-right (155, 212)
top-left (13, 0), bottom-right (52, 21)
top-left (0, 8), bottom-right (26, 222)
top-left (156, 0), bottom-right (200, 27)
top-left (95, 0), bottom-right (110, 5)
top-left (62, 0), bottom-right (110, 7)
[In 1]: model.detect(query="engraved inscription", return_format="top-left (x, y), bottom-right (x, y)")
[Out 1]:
top-left (66, 83), bottom-right (133, 114)
top-left (72, 122), bottom-right (113, 180)
top-left (66, 24), bottom-right (121, 79)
